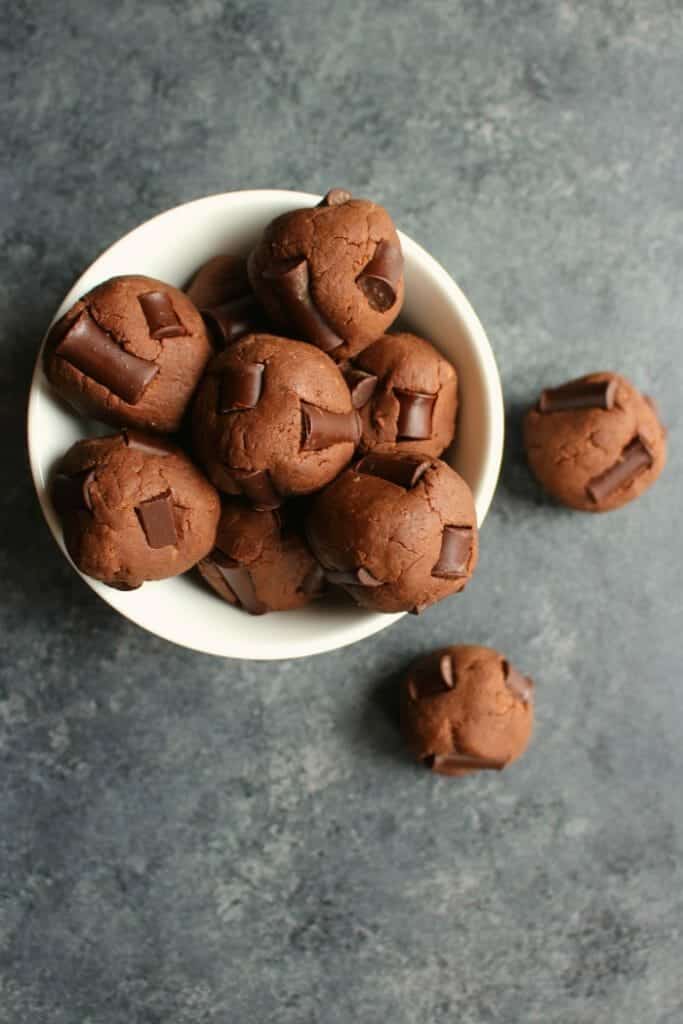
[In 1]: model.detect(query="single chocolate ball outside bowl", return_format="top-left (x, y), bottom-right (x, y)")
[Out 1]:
top-left (248, 189), bottom-right (405, 362)
top-left (523, 372), bottom-right (667, 511)
top-left (345, 331), bottom-right (458, 457)
top-left (192, 332), bottom-right (360, 509)
top-left (400, 646), bottom-right (535, 776)
top-left (43, 274), bottom-right (212, 433)
top-left (51, 431), bottom-right (220, 590)
top-left (306, 449), bottom-right (478, 614)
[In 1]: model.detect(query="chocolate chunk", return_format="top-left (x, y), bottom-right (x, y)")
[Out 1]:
top-left (56, 310), bottom-right (159, 405)
top-left (299, 562), bottom-right (326, 597)
top-left (356, 452), bottom-right (431, 489)
top-left (139, 291), bottom-right (187, 339)
top-left (135, 490), bottom-right (178, 548)
top-left (211, 549), bottom-right (267, 615)
top-left (122, 429), bottom-right (172, 457)
top-left (325, 567), bottom-right (383, 587)
top-left (431, 526), bottom-right (473, 578)
top-left (318, 188), bottom-right (352, 207)
top-left (217, 363), bottom-right (265, 414)
top-left (356, 240), bottom-right (403, 312)
top-left (234, 469), bottom-right (281, 511)
top-left (52, 469), bottom-right (94, 515)
top-left (202, 296), bottom-right (260, 347)
top-left (427, 752), bottom-right (505, 774)
top-left (539, 377), bottom-right (617, 413)
top-left (345, 368), bottom-right (378, 409)
top-left (408, 654), bottom-right (454, 701)
top-left (502, 661), bottom-right (533, 704)
top-left (586, 436), bottom-right (653, 503)
top-left (262, 258), bottom-right (344, 353)
top-left (395, 389), bottom-right (436, 440)
top-left (301, 402), bottom-right (360, 450)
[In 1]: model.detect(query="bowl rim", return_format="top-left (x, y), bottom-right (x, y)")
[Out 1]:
top-left (26, 188), bottom-right (504, 660)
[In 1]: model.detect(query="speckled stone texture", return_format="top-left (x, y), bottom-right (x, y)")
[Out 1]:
top-left (1, 2), bottom-right (682, 1021)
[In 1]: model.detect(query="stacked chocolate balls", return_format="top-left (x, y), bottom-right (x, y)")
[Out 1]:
top-left (44, 190), bottom-right (473, 614)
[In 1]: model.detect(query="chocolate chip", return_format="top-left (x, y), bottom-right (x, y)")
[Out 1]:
top-left (262, 257), bottom-right (344, 353)
top-left (426, 752), bottom-right (505, 775)
top-left (122, 429), bottom-right (173, 457)
top-left (356, 240), bottom-right (403, 312)
top-left (318, 188), bottom-right (352, 207)
top-left (139, 291), bottom-right (187, 339)
top-left (325, 567), bottom-right (383, 587)
top-left (431, 526), bottom-right (473, 579)
top-left (135, 490), bottom-right (178, 548)
top-left (408, 654), bottom-right (454, 701)
top-left (301, 402), bottom-right (360, 450)
top-left (233, 469), bottom-right (281, 511)
top-left (345, 368), bottom-right (378, 409)
top-left (355, 452), bottom-right (431, 489)
top-left (56, 310), bottom-right (159, 405)
top-left (217, 363), bottom-right (265, 414)
top-left (586, 435), bottom-right (653, 503)
top-left (539, 377), bottom-right (617, 413)
top-left (52, 469), bottom-right (95, 515)
top-left (395, 389), bottom-right (436, 440)
top-left (502, 660), bottom-right (534, 704)
top-left (299, 562), bottom-right (326, 597)
top-left (210, 549), bottom-right (267, 615)
top-left (201, 296), bottom-right (260, 347)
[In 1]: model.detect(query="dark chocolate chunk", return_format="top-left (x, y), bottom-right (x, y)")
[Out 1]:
top-left (539, 377), bottom-right (617, 413)
top-left (211, 549), bottom-right (267, 615)
top-left (122, 429), bottom-right (172, 457)
top-left (427, 752), bottom-right (505, 774)
top-left (356, 452), bottom-right (431, 489)
top-left (234, 469), bottom-right (282, 511)
top-left (356, 240), bottom-right (403, 312)
top-left (431, 526), bottom-right (473, 579)
top-left (52, 469), bottom-right (95, 515)
top-left (345, 368), bottom-right (378, 409)
top-left (325, 567), bottom-right (383, 587)
top-left (502, 661), bottom-right (534, 704)
top-left (301, 402), bottom-right (360, 450)
top-left (318, 188), bottom-right (352, 207)
top-left (586, 436), bottom-right (653, 503)
top-left (395, 389), bottom-right (436, 440)
top-left (262, 258), bottom-right (344, 353)
top-left (408, 654), bottom-right (454, 701)
top-left (217, 363), bottom-right (265, 414)
top-left (299, 562), bottom-right (326, 597)
top-left (139, 291), bottom-right (187, 339)
top-left (202, 296), bottom-right (260, 347)
top-left (135, 490), bottom-right (178, 548)
top-left (56, 310), bottom-right (159, 405)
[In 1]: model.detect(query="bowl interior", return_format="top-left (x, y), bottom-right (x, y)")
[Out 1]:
top-left (27, 190), bottom-right (503, 660)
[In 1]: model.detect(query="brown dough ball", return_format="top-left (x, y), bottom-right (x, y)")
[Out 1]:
top-left (306, 449), bottom-right (478, 614)
top-left (192, 333), bottom-right (359, 508)
top-left (347, 332), bottom-right (457, 457)
top-left (43, 275), bottom-right (212, 433)
top-left (524, 372), bottom-right (666, 512)
top-left (400, 646), bottom-right (534, 776)
top-left (52, 431), bottom-right (220, 589)
top-left (185, 254), bottom-right (265, 347)
top-left (198, 500), bottom-right (325, 614)
top-left (248, 189), bottom-right (404, 362)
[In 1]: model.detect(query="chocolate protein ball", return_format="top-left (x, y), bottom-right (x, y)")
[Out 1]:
top-left (524, 372), bottom-right (666, 512)
top-left (198, 500), bottom-right (324, 614)
top-left (52, 431), bottom-right (220, 590)
top-left (400, 645), bottom-right (534, 776)
top-left (192, 333), bottom-right (359, 508)
top-left (43, 275), bottom-right (212, 433)
top-left (306, 449), bottom-right (478, 614)
top-left (248, 189), bottom-right (404, 362)
top-left (186, 254), bottom-right (265, 348)
top-left (346, 332), bottom-right (458, 457)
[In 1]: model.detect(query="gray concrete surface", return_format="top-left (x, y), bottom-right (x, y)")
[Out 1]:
top-left (1, 2), bottom-right (682, 1021)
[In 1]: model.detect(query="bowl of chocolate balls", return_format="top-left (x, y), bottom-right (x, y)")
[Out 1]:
top-left (28, 188), bottom-right (505, 660)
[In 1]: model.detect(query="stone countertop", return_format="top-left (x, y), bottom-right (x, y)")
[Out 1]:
top-left (1, 3), bottom-right (682, 1021)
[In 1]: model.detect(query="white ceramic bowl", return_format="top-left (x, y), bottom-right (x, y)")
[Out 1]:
top-left (27, 190), bottom-right (504, 660)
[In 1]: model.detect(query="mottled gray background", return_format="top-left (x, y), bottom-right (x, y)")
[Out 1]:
top-left (1, 1), bottom-right (682, 1021)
